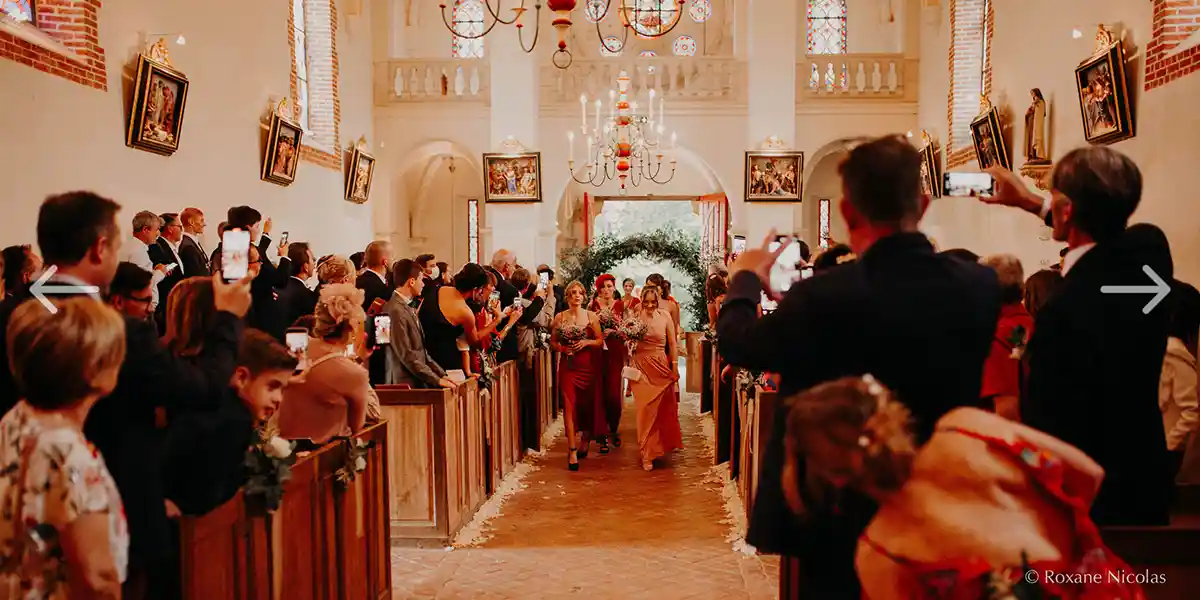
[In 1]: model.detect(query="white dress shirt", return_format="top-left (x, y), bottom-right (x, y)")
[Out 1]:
top-left (119, 237), bottom-right (166, 307)
top-left (1060, 243), bottom-right (1096, 277)
top-left (1161, 337), bottom-right (1200, 451)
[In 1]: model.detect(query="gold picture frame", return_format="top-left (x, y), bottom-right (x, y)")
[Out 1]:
top-left (745, 151), bottom-right (804, 202)
top-left (344, 146), bottom-right (376, 204)
top-left (261, 112), bottom-right (304, 186)
top-left (483, 152), bottom-right (543, 203)
top-left (919, 134), bottom-right (942, 198)
top-left (1075, 41), bottom-right (1134, 145)
top-left (126, 49), bottom-right (189, 156)
top-left (970, 101), bottom-right (1011, 171)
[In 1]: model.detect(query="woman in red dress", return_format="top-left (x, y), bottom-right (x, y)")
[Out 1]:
top-left (783, 376), bottom-right (1146, 600)
top-left (590, 274), bottom-right (627, 453)
top-left (550, 281), bottom-right (606, 471)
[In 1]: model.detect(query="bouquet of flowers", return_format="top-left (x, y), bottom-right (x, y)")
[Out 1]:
top-left (334, 437), bottom-right (375, 487)
top-left (533, 325), bottom-right (551, 350)
top-left (1007, 325), bottom-right (1029, 359)
top-left (244, 421), bottom-right (297, 514)
top-left (556, 323), bottom-right (588, 348)
top-left (618, 316), bottom-right (648, 343)
top-left (597, 308), bottom-right (622, 338)
top-left (703, 327), bottom-right (718, 343)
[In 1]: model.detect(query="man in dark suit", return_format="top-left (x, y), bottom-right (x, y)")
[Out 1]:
top-left (717, 136), bottom-right (1001, 597)
top-left (277, 242), bottom-right (318, 328)
top-left (0, 191), bottom-right (253, 600)
top-left (178, 207), bottom-right (210, 276)
top-left (223, 207), bottom-right (291, 339)
top-left (488, 249), bottom-right (545, 364)
top-left (357, 241), bottom-right (393, 383)
top-left (383, 258), bottom-right (454, 388)
top-left (149, 213), bottom-right (188, 333)
top-left (983, 149), bottom-right (1174, 526)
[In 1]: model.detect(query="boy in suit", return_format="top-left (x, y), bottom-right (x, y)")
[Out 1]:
top-left (383, 258), bottom-right (454, 389)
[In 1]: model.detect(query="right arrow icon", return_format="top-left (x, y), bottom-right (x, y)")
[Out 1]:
top-left (1100, 265), bottom-right (1171, 314)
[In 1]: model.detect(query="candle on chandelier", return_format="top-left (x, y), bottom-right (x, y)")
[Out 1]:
top-left (579, 94), bottom-right (587, 131)
top-left (594, 99), bottom-right (601, 133)
top-left (649, 88), bottom-right (656, 122)
top-left (568, 130), bottom-right (575, 162)
top-left (671, 131), bottom-right (678, 149)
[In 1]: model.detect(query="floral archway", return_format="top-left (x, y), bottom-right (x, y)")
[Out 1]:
top-left (559, 228), bottom-right (716, 329)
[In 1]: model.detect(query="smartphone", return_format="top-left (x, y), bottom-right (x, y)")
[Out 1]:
top-left (279, 231), bottom-right (289, 246)
top-left (164, 262), bottom-right (178, 274)
top-left (768, 237), bottom-right (802, 294)
top-left (490, 290), bottom-right (500, 304)
top-left (371, 314), bottom-right (392, 346)
top-left (285, 328), bottom-right (309, 370)
top-left (732, 235), bottom-right (747, 257)
top-left (221, 229), bottom-right (251, 282)
top-left (943, 172), bottom-right (995, 197)
top-left (761, 291), bottom-right (777, 313)
top-left (345, 343), bottom-right (355, 357)
top-left (800, 267), bottom-right (814, 280)
top-left (538, 272), bottom-right (550, 289)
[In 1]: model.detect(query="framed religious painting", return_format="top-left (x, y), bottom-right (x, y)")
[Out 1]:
top-left (745, 151), bottom-right (804, 202)
top-left (483, 152), bottom-right (543, 203)
top-left (1075, 40), bottom-right (1134, 145)
top-left (261, 112), bottom-right (304, 186)
top-left (919, 136), bottom-right (942, 199)
top-left (344, 145), bottom-right (376, 204)
top-left (970, 101), bottom-right (1011, 171)
top-left (126, 42), bottom-right (189, 156)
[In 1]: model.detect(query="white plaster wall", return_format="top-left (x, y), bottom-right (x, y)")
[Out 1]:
top-left (0, 0), bottom-right (376, 255)
top-left (917, 0), bottom-right (1200, 284)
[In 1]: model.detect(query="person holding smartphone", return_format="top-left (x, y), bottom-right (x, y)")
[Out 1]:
top-left (382, 259), bottom-right (455, 388)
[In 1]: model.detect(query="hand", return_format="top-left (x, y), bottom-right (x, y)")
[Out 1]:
top-left (510, 305), bottom-right (525, 321)
top-left (212, 273), bottom-right (254, 317)
top-left (262, 217), bottom-right (273, 235)
top-left (154, 264), bottom-right (168, 274)
top-left (165, 499), bottom-right (182, 519)
top-left (568, 340), bottom-right (586, 354)
top-left (278, 242), bottom-right (289, 258)
top-left (534, 286), bottom-right (547, 299)
top-left (438, 377), bottom-right (457, 389)
top-left (721, 365), bottom-right (734, 381)
top-left (983, 167), bottom-right (1043, 213)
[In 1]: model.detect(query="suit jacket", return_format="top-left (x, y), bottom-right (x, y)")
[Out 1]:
top-left (383, 292), bottom-right (446, 387)
top-left (149, 239), bottom-right (186, 320)
top-left (1023, 224), bottom-right (1174, 526)
top-left (245, 235), bottom-right (291, 340)
top-left (179, 234), bottom-right (210, 276)
top-left (356, 270), bottom-right (392, 313)
top-left (162, 387), bottom-right (255, 516)
top-left (277, 276), bottom-right (318, 330)
top-left (716, 232), bottom-right (1000, 595)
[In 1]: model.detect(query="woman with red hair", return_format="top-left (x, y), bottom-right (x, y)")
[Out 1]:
top-left (590, 274), bottom-right (628, 452)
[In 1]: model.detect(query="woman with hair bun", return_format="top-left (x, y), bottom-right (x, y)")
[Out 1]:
top-left (590, 274), bottom-right (627, 452)
top-left (782, 376), bottom-right (1145, 600)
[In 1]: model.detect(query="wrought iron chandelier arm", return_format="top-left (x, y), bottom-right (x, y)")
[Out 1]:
top-left (439, 3), bottom-right (506, 39)
top-left (516, 6), bottom-right (541, 53)
top-left (595, 19), bottom-right (630, 54)
top-left (483, 0), bottom-right (526, 25)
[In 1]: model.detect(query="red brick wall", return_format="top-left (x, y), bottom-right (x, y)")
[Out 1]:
top-left (289, 0), bottom-right (342, 171)
top-left (0, 0), bottom-right (107, 90)
top-left (945, 0), bottom-right (993, 169)
top-left (1145, 0), bottom-right (1200, 90)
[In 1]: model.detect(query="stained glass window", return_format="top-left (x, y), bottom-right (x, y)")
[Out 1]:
top-left (452, 0), bottom-right (485, 59)
top-left (672, 35), bottom-right (697, 57)
top-left (292, 0), bottom-right (311, 132)
top-left (625, 0), bottom-right (681, 39)
top-left (1, 0), bottom-right (34, 22)
top-left (688, 0), bottom-right (712, 23)
top-left (807, 0), bottom-right (847, 55)
top-left (818, 198), bottom-right (831, 249)
top-left (584, 0), bottom-right (607, 23)
top-left (600, 35), bottom-right (623, 56)
top-left (468, 198), bottom-right (480, 264)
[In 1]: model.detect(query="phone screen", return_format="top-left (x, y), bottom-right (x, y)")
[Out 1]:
top-left (221, 229), bottom-right (251, 281)
top-left (285, 329), bottom-right (308, 370)
top-left (943, 172), bottom-right (995, 197)
top-left (732, 236), bottom-right (747, 257)
top-left (490, 290), bottom-right (500, 304)
top-left (768, 238), bottom-right (802, 294)
top-left (373, 315), bottom-right (391, 346)
top-left (165, 262), bottom-right (178, 274)
top-left (279, 231), bottom-right (289, 246)
top-left (761, 291), bottom-right (777, 313)
top-left (538, 272), bottom-right (550, 289)
top-left (345, 343), bottom-right (355, 357)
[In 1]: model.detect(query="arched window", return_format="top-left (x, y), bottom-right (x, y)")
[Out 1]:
top-left (291, 0), bottom-right (311, 133)
top-left (467, 198), bottom-right (481, 264)
top-left (452, 0), bottom-right (485, 59)
top-left (818, 198), bottom-right (831, 249)
top-left (2, 1), bottom-right (35, 22)
top-left (947, 0), bottom-right (993, 165)
top-left (290, 0), bottom-right (340, 162)
top-left (807, 0), bottom-right (847, 55)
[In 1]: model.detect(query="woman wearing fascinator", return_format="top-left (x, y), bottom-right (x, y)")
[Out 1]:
top-left (782, 376), bottom-right (1146, 600)
top-left (276, 283), bottom-right (381, 446)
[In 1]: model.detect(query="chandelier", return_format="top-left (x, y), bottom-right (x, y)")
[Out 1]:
top-left (439, 0), bottom-right (686, 70)
top-left (568, 71), bottom-right (677, 195)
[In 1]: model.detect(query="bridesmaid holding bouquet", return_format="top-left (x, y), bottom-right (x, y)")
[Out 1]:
top-left (551, 281), bottom-right (606, 471)
top-left (590, 274), bottom-right (628, 453)
top-left (629, 286), bottom-right (683, 471)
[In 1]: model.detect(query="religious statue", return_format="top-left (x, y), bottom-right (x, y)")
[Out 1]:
top-left (1095, 24), bottom-right (1116, 51)
top-left (1023, 88), bottom-right (1050, 165)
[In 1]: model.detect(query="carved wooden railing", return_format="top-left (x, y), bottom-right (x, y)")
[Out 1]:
top-left (797, 54), bottom-right (917, 101)
top-left (541, 57), bottom-right (747, 105)
top-left (375, 58), bottom-right (490, 104)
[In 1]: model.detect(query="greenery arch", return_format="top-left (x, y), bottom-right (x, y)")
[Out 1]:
top-left (559, 228), bottom-right (714, 329)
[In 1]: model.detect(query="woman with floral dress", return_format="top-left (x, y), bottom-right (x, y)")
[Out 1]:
top-left (0, 297), bottom-right (129, 599)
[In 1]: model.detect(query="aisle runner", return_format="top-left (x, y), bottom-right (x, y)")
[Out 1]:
top-left (450, 416), bottom-right (565, 548)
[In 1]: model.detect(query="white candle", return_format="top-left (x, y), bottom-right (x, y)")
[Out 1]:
top-left (568, 130), bottom-right (575, 162)
top-left (593, 99), bottom-right (601, 132)
top-left (671, 131), bottom-right (677, 149)
top-left (649, 88), bottom-right (656, 122)
top-left (579, 94), bottom-right (587, 131)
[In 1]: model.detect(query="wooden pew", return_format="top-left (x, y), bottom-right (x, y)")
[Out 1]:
top-left (700, 339), bottom-right (714, 414)
top-left (534, 347), bottom-right (556, 444)
top-left (488, 360), bottom-right (523, 490)
top-left (685, 332), bottom-right (703, 393)
top-left (334, 423), bottom-right (393, 600)
top-left (1103, 525), bottom-right (1200, 600)
top-left (377, 379), bottom-right (487, 546)
top-left (712, 355), bottom-right (734, 465)
top-left (178, 490), bottom-right (270, 600)
top-left (273, 441), bottom-right (341, 599)
top-left (1174, 483), bottom-right (1200, 515)
top-left (736, 386), bottom-right (778, 517)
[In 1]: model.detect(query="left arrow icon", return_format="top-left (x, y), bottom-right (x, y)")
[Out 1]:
top-left (30, 266), bottom-right (101, 314)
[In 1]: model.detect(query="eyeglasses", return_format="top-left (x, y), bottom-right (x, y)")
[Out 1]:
top-left (124, 294), bottom-right (153, 304)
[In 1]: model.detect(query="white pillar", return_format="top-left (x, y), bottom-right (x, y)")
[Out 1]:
top-left (486, 23), bottom-right (541, 267)
top-left (743, 0), bottom-right (799, 243)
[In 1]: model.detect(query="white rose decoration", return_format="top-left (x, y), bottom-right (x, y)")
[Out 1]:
top-left (354, 456), bottom-right (367, 471)
top-left (265, 436), bottom-right (293, 459)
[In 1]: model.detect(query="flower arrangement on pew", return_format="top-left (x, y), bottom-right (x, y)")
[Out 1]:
top-left (533, 325), bottom-right (552, 350)
top-left (244, 420), bottom-right (297, 513)
top-left (734, 369), bottom-right (768, 398)
top-left (478, 351), bottom-right (497, 389)
top-left (334, 437), bottom-right (376, 488)
top-left (702, 327), bottom-right (717, 343)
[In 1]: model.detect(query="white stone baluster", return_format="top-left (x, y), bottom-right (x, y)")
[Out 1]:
top-left (425, 67), bottom-right (437, 96)
top-left (408, 68), bottom-right (419, 98)
top-left (855, 61), bottom-right (866, 93)
top-left (871, 62), bottom-right (882, 92)
top-left (393, 67), bottom-right (405, 97)
top-left (824, 62), bottom-right (834, 93)
top-left (454, 66), bottom-right (466, 97)
top-left (470, 66), bottom-right (480, 97)
top-left (810, 62), bottom-right (819, 90)
top-left (886, 61), bottom-right (898, 92)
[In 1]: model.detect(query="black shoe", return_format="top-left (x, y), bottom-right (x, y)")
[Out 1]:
top-left (568, 448), bottom-right (579, 471)
top-left (611, 433), bottom-right (622, 448)
top-left (599, 438), bottom-right (610, 454)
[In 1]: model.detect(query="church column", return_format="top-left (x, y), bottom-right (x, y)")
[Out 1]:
top-left (742, 0), bottom-right (798, 242)
top-left (487, 22), bottom-right (540, 266)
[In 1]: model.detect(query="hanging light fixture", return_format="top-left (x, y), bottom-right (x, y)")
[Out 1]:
top-left (440, 1), bottom-right (685, 70)
top-left (567, 71), bottom-right (676, 195)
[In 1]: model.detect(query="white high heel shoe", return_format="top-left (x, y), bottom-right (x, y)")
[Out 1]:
top-left (642, 459), bottom-right (653, 471)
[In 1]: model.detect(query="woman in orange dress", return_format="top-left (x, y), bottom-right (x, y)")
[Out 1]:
top-left (551, 281), bottom-right (606, 471)
top-left (590, 274), bottom-right (627, 453)
top-left (629, 286), bottom-right (683, 471)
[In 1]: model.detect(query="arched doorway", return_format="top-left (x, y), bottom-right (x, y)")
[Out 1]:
top-left (391, 140), bottom-right (486, 267)
top-left (798, 139), bottom-right (856, 249)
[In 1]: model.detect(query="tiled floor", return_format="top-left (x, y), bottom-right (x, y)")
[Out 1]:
top-left (391, 392), bottom-right (778, 600)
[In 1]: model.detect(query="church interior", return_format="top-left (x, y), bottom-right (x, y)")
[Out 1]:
top-left (3, 0), bottom-right (1200, 598)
